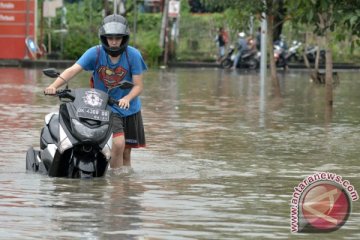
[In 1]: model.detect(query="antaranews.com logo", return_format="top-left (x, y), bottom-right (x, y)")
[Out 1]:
top-left (290, 172), bottom-right (358, 233)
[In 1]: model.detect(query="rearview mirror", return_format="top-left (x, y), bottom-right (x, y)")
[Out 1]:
top-left (43, 68), bottom-right (60, 78)
top-left (108, 80), bottom-right (134, 91)
top-left (118, 80), bottom-right (134, 89)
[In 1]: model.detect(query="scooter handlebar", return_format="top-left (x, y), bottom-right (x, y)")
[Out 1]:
top-left (108, 97), bottom-right (119, 106)
top-left (44, 89), bottom-right (74, 101)
top-left (45, 88), bottom-right (120, 106)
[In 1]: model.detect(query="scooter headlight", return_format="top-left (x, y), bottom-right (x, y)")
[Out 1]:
top-left (71, 119), bottom-right (109, 142)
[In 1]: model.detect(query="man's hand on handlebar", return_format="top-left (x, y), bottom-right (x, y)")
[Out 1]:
top-left (118, 98), bottom-right (130, 109)
top-left (44, 86), bottom-right (57, 95)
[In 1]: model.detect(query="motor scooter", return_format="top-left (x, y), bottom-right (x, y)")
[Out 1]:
top-left (25, 68), bottom-right (133, 178)
top-left (273, 44), bottom-right (285, 67)
top-left (220, 45), bottom-right (259, 70)
top-left (304, 45), bottom-right (326, 64)
top-left (286, 40), bottom-right (302, 63)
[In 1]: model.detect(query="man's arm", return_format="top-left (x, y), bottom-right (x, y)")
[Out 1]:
top-left (117, 74), bottom-right (144, 109)
top-left (44, 63), bottom-right (83, 94)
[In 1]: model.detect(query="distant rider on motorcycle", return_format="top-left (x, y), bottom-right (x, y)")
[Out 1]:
top-left (232, 32), bottom-right (249, 70)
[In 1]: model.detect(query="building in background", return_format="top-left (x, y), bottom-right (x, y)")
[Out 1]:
top-left (0, 0), bottom-right (37, 59)
top-left (143, 0), bottom-right (163, 13)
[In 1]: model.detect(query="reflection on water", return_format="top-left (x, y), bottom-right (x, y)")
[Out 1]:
top-left (0, 67), bottom-right (359, 239)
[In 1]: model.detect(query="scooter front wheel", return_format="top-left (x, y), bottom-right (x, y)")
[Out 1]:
top-left (221, 59), bottom-right (233, 69)
top-left (247, 59), bottom-right (259, 70)
top-left (71, 168), bottom-right (94, 179)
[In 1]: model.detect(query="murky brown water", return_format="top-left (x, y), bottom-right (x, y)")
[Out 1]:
top-left (0, 67), bottom-right (359, 239)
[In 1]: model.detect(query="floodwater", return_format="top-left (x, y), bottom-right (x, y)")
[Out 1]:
top-left (0, 66), bottom-right (359, 240)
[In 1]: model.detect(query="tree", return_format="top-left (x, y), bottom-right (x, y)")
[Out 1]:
top-left (264, 0), bottom-right (286, 97)
top-left (287, 0), bottom-right (360, 106)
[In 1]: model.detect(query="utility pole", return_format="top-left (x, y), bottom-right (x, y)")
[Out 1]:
top-left (133, 0), bottom-right (137, 45)
top-left (259, 5), bottom-right (267, 128)
top-left (260, 12), bottom-right (267, 81)
top-left (160, 0), bottom-right (170, 65)
top-left (113, 0), bottom-right (117, 14)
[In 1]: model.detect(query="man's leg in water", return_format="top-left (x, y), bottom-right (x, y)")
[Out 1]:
top-left (110, 135), bottom-right (125, 168)
top-left (123, 148), bottom-right (132, 166)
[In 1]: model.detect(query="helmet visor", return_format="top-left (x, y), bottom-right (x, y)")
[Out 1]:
top-left (102, 22), bottom-right (128, 35)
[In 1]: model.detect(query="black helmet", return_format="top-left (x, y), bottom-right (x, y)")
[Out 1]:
top-left (98, 14), bottom-right (130, 57)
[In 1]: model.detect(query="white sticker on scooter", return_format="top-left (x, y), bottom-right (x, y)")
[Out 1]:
top-left (82, 90), bottom-right (103, 107)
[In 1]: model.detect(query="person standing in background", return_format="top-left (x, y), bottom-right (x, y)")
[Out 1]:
top-left (215, 27), bottom-right (228, 63)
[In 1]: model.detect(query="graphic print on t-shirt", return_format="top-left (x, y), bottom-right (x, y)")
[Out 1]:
top-left (97, 65), bottom-right (127, 89)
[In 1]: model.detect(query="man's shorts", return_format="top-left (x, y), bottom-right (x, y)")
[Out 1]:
top-left (112, 111), bottom-right (146, 148)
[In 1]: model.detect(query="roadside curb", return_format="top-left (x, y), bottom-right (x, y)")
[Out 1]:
top-left (169, 61), bottom-right (360, 70)
top-left (168, 61), bottom-right (220, 68)
top-left (0, 59), bottom-right (75, 69)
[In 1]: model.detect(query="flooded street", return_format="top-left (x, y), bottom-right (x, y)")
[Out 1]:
top-left (0, 66), bottom-right (359, 239)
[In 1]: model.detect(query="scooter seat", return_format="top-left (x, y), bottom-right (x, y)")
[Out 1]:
top-left (241, 50), bottom-right (255, 58)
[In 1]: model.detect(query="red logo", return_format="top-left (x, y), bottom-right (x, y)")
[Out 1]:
top-left (97, 66), bottom-right (127, 89)
top-left (300, 182), bottom-right (351, 232)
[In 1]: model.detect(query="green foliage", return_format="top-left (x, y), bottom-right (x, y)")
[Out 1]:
top-left (223, 8), bottom-right (253, 37)
top-left (177, 13), bottom-right (225, 61)
top-left (43, 1), bottom-right (163, 64)
top-left (131, 13), bottom-right (162, 31)
top-left (126, 13), bottom-right (162, 66)
top-left (62, 0), bottom-right (102, 59)
top-left (40, 0), bottom-right (360, 63)
top-left (63, 25), bottom-right (98, 60)
top-left (342, 7), bottom-right (360, 37)
top-left (41, 0), bottom-right (103, 59)
top-left (180, 0), bottom-right (191, 14)
top-left (133, 31), bottom-right (162, 67)
top-left (288, 0), bottom-right (360, 40)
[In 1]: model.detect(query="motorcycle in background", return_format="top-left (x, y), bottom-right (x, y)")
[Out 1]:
top-left (285, 41), bottom-right (326, 64)
top-left (304, 45), bottom-right (326, 64)
top-left (273, 40), bottom-right (326, 67)
top-left (285, 40), bottom-right (302, 63)
top-left (273, 44), bottom-right (287, 68)
top-left (273, 38), bottom-right (290, 69)
top-left (220, 45), bottom-right (259, 70)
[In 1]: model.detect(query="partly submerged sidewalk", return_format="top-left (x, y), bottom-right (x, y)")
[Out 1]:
top-left (0, 59), bottom-right (75, 69)
top-left (0, 58), bottom-right (359, 70)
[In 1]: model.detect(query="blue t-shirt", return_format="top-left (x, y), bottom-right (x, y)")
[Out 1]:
top-left (76, 45), bottom-right (147, 117)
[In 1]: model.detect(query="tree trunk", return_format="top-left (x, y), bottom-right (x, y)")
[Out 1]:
top-left (267, 14), bottom-right (281, 97)
top-left (159, 0), bottom-right (169, 49)
top-left (309, 36), bottom-right (322, 84)
top-left (272, 0), bottom-right (286, 42)
top-left (325, 30), bottom-right (333, 106)
top-left (160, 0), bottom-right (170, 65)
top-left (314, 36), bottom-right (321, 72)
top-left (303, 31), bottom-right (312, 69)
